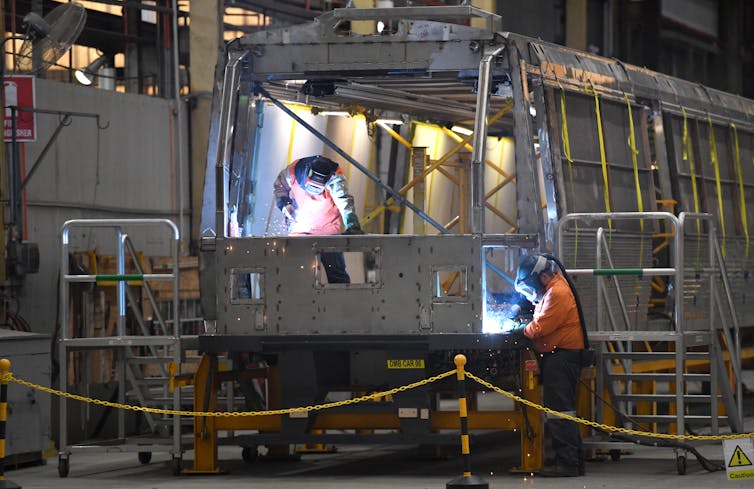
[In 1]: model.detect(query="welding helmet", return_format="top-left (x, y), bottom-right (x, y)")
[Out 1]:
top-left (515, 254), bottom-right (551, 303)
top-left (303, 157), bottom-right (335, 195)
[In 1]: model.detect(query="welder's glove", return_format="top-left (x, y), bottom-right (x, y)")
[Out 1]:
top-left (505, 325), bottom-right (531, 348)
top-left (282, 204), bottom-right (297, 222)
top-left (343, 214), bottom-right (363, 234)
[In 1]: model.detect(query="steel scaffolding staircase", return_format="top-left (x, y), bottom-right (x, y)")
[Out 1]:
top-left (557, 212), bottom-right (745, 474)
top-left (58, 219), bottom-right (186, 477)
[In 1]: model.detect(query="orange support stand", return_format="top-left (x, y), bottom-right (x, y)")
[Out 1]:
top-left (184, 354), bottom-right (222, 474)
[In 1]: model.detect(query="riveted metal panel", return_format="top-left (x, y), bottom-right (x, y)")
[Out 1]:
top-left (215, 235), bottom-right (482, 335)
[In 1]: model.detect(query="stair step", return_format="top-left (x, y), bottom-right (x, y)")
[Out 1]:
top-left (603, 351), bottom-right (710, 360)
top-left (607, 372), bottom-right (711, 381)
top-left (126, 399), bottom-right (195, 408)
top-left (132, 395), bottom-right (238, 406)
top-left (131, 376), bottom-right (170, 384)
top-left (613, 394), bottom-right (721, 403)
top-left (624, 414), bottom-right (728, 424)
top-left (127, 356), bottom-right (176, 364)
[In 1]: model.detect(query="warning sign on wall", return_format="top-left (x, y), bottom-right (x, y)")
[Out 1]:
top-left (3, 75), bottom-right (37, 142)
top-left (723, 438), bottom-right (754, 480)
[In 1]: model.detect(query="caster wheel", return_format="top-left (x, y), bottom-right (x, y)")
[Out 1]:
top-left (138, 451), bottom-right (152, 464)
top-left (58, 456), bottom-right (70, 478)
top-left (171, 456), bottom-right (182, 476)
top-left (610, 449), bottom-right (621, 462)
top-left (242, 446), bottom-right (258, 464)
top-left (676, 455), bottom-right (687, 475)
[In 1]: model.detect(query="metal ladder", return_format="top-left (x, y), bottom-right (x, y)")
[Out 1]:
top-left (58, 219), bottom-right (184, 477)
top-left (557, 212), bottom-right (743, 474)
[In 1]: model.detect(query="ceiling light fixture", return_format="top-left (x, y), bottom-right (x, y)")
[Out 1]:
top-left (451, 125), bottom-right (473, 136)
top-left (375, 118), bottom-right (403, 125)
top-left (319, 111), bottom-right (350, 116)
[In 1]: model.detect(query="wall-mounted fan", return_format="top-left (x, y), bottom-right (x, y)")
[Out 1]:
top-left (15, 2), bottom-right (87, 73)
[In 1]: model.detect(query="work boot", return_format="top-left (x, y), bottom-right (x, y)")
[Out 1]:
top-left (538, 464), bottom-right (580, 477)
top-left (544, 458), bottom-right (585, 476)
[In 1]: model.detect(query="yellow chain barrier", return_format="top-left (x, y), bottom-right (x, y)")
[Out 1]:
top-left (465, 371), bottom-right (754, 441)
top-left (3, 368), bottom-right (753, 441)
top-left (1, 370), bottom-right (454, 418)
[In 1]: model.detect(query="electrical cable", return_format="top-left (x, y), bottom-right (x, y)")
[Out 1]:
top-left (542, 253), bottom-right (591, 350)
top-left (576, 356), bottom-right (726, 472)
top-left (509, 348), bottom-right (536, 441)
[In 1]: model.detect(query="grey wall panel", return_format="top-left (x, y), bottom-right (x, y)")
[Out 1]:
top-left (497, 1), bottom-right (559, 43)
top-left (14, 79), bottom-right (189, 337)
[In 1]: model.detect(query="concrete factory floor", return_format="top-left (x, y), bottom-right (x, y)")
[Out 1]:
top-left (7, 432), bottom-right (754, 489)
top-left (8, 372), bottom-right (754, 489)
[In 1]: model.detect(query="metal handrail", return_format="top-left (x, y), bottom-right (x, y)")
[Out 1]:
top-left (679, 212), bottom-right (743, 428)
top-left (556, 212), bottom-right (685, 435)
top-left (58, 218), bottom-right (182, 461)
top-left (556, 212), bottom-right (683, 333)
top-left (596, 227), bottom-right (634, 332)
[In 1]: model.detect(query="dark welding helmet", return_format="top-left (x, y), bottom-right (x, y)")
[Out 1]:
top-left (515, 254), bottom-right (551, 303)
top-left (303, 157), bottom-right (335, 195)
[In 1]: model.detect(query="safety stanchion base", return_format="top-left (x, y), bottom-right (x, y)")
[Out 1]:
top-left (0, 479), bottom-right (22, 489)
top-left (446, 474), bottom-right (489, 488)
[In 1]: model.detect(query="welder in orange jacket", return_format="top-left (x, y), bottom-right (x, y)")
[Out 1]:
top-left (514, 254), bottom-right (587, 478)
top-left (273, 155), bottom-right (363, 283)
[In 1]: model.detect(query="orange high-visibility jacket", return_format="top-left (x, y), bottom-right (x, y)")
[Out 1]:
top-left (523, 273), bottom-right (585, 353)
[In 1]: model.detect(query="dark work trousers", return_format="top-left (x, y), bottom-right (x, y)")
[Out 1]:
top-left (321, 252), bottom-right (350, 284)
top-left (540, 349), bottom-right (584, 470)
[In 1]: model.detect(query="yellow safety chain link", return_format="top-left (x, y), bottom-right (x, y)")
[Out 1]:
top-left (464, 371), bottom-right (754, 442)
top-left (557, 80), bottom-right (579, 267)
top-left (707, 114), bottom-right (726, 257)
top-left (1, 370), bottom-right (454, 417)
top-left (681, 107), bottom-right (702, 265)
top-left (731, 123), bottom-right (749, 257)
top-left (4, 368), bottom-right (753, 441)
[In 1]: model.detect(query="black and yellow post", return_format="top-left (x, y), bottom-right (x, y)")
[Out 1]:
top-left (446, 354), bottom-right (488, 489)
top-left (0, 359), bottom-right (22, 489)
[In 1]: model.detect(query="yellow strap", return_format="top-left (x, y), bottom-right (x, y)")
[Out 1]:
top-left (681, 107), bottom-right (702, 266)
top-left (590, 87), bottom-right (612, 218)
top-left (707, 115), bottom-right (726, 257)
top-left (731, 123), bottom-right (749, 257)
top-left (681, 108), bottom-right (701, 215)
top-left (624, 95), bottom-right (645, 266)
top-left (583, 85), bottom-right (613, 243)
top-left (558, 81), bottom-right (579, 266)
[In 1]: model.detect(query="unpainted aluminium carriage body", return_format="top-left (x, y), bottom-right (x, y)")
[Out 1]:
top-left (195, 6), bottom-right (754, 459)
